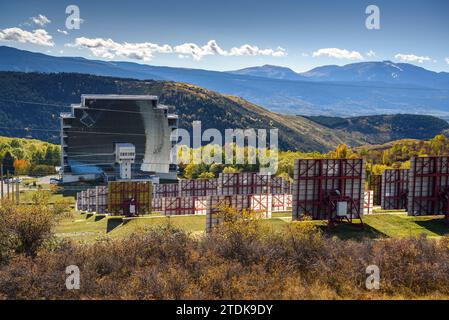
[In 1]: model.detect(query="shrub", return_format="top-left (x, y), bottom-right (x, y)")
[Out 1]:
top-left (0, 200), bottom-right (55, 259)
top-left (0, 211), bottom-right (449, 299)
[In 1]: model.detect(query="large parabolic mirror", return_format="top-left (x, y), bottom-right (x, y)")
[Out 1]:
top-left (62, 95), bottom-right (174, 180)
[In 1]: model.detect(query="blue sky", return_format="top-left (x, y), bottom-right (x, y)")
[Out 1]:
top-left (0, 0), bottom-right (448, 72)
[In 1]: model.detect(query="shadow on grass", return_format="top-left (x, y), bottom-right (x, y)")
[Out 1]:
top-left (415, 218), bottom-right (449, 237)
top-left (94, 215), bottom-right (106, 222)
top-left (86, 213), bottom-right (94, 219)
top-left (318, 223), bottom-right (388, 240)
top-left (107, 218), bottom-right (123, 233)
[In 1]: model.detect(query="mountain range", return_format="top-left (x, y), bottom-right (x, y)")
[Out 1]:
top-left (1, 46), bottom-right (448, 118)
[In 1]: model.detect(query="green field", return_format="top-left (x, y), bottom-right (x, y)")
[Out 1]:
top-left (55, 211), bottom-right (449, 242)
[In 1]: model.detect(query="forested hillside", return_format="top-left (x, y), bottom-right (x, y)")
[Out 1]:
top-left (0, 72), bottom-right (447, 152)
top-left (0, 72), bottom-right (358, 152)
top-left (306, 114), bottom-right (449, 145)
top-left (0, 136), bottom-right (59, 176)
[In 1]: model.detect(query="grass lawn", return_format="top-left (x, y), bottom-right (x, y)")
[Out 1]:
top-left (19, 189), bottom-right (75, 205)
top-left (55, 212), bottom-right (206, 241)
top-left (262, 213), bottom-right (449, 240)
top-left (55, 210), bottom-right (449, 242)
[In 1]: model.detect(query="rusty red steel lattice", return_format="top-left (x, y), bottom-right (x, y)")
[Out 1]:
top-left (152, 183), bottom-right (179, 198)
top-left (76, 192), bottom-right (82, 211)
top-left (218, 172), bottom-right (271, 195)
top-left (292, 158), bottom-right (365, 222)
top-left (270, 176), bottom-right (292, 194)
top-left (272, 194), bottom-right (292, 212)
top-left (363, 191), bottom-right (373, 215)
top-left (79, 173), bottom-right (293, 217)
top-left (408, 156), bottom-right (449, 218)
top-left (87, 188), bottom-right (96, 212)
top-left (95, 186), bottom-right (108, 214)
top-left (381, 169), bottom-right (409, 210)
top-left (108, 181), bottom-right (152, 216)
top-left (179, 179), bottom-right (218, 197)
top-left (162, 196), bottom-right (207, 215)
top-left (368, 174), bottom-right (382, 206)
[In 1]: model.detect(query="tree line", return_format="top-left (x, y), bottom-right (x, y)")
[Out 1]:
top-left (0, 137), bottom-right (60, 176)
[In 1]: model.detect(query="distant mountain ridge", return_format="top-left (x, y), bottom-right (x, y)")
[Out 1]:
top-left (300, 61), bottom-right (449, 89)
top-left (228, 64), bottom-right (306, 81)
top-left (0, 46), bottom-right (448, 117)
top-left (229, 61), bottom-right (449, 89)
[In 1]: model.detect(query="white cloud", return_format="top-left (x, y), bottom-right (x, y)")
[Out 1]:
top-left (445, 58), bottom-right (449, 65)
top-left (174, 40), bottom-right (286, 60)
top-left (394, 53), bottom-right (431, 63)
top-left (31, 14), bottom-right (51, 26)
top-left (366, 50), bottom-right (376, 58)
top-left (312, 48), bottom-right (364, 60)
top-left (69, 37), bottom-right (287, 61)
top-left (229, 44), bottom-right (286, 57)
top-left (57, 29), bottom-right (68, 35)
top-left (0, 27), bottom-right (54, 46)
top-left (69, 37), bottom-right (172, 61)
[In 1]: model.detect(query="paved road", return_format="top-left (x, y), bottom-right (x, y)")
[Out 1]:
top-left (37, 175), bottom-right (59, 185)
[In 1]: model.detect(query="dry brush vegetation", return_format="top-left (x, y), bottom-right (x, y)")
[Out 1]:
top-left (1, 202), bottom-right (449, 300)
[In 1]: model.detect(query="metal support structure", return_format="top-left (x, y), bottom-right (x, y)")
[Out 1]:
top-left (381, 169), bottom-right (409, 210)
top-left (408, 156), bottom-right (449, 222)
top-left (292, 158), bottom-right (365, 227)
top-left (368, 174), bottom-right (382, 206)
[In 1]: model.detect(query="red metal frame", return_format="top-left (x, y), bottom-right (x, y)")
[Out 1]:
top-left (180, 179), bottom-right (218, 196)
top-left (409, 156), bottom-right (449, 221)
top-left (381, 169), bottom-right (409, 210)
top-left (363, 191), bottom-right (373, 215)
top-left (270, 176), bottom-right (291, 194)
top-left (108, 181), bottom-right (151, 216)
top-left (369, 174), bottom-right (382, 206)
top-left (95, 186), bottom-right (108, 214)
top-left (152, 197), bottom-right (163, 212)
top-left (152, 183), bottom-right (179, 198)
top-left (163, 196), bottom-right (206, 215)
top-left (219, 172), bottom-right (271, 195)
top-left (272, 194), bottom-right (292, 212)
top-left (293, 158), bottom-right (364, 224)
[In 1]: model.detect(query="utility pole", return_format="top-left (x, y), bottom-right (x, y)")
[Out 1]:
top-left (0, 163), bottom-right (3, 200)
top-left (6, 171), bottom-right (9, 200)
top-left (15, 180), bottom-right (20, 205)
top-left (11, 175), bottom-right (15, 203)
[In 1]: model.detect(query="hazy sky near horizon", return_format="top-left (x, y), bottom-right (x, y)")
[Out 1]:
top-left (0, 0), bottom-right (448, 72)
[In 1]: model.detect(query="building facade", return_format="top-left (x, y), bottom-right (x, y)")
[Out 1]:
top-left (60, 95), bottom-right (178, 183)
